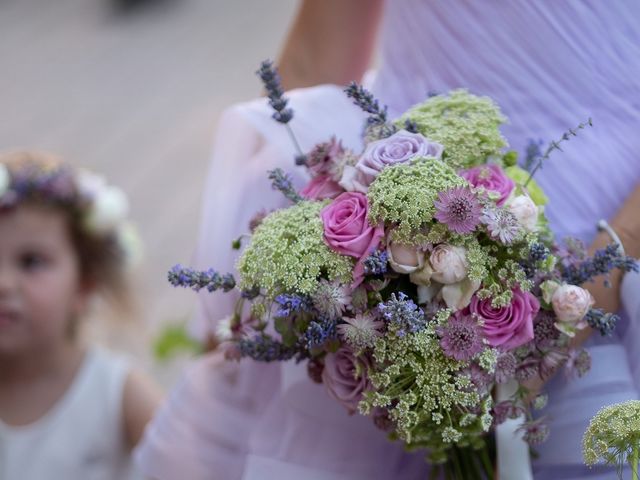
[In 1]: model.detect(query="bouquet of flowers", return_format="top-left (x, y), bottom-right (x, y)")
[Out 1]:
top-left (170, 62), bottom-right (638, 478)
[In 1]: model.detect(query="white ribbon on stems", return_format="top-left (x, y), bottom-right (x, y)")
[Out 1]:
top-left (495, 379), bottom-right (533, 480)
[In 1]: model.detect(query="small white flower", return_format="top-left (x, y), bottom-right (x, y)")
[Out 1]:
top-left (215, 316), bottom-right (235, 342)
top-left (337, 313), bottom-right (383, 349)
top-left (85, 185), bottom-right (129, 234)
top-left (312, 279), bottom-right (352, 319)
top-left (116, 222), bottom-right (143, 267)
top-left (0, 163), bottom-right (10, 197)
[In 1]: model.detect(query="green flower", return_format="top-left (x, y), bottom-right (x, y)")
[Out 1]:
top-left (399, 89), bottom-right (507, 169)
top-left (367, 158), bottom-right (465, 242)
top-left (237, 201), bottom-right (353, 298)
top-left (583, 400), bottom-right (640, 478)
top-left (505, 166), bottom-right (549, 206)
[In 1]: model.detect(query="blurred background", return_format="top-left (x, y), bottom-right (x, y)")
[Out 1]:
top-left (0, 0), bottom-right (298, 385)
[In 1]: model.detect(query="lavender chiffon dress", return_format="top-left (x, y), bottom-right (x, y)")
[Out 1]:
top-left (136, 2), bottom-right (640, 478)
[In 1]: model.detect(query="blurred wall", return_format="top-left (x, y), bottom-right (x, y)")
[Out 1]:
top-left (0, 0), bottom-right (298, 382)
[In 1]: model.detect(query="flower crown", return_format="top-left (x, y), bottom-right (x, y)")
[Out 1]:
top-left (0, 156), bottom-right (141, 266)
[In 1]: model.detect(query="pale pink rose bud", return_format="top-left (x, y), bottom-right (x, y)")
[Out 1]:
top-left (552, 284), bottom-right (595, 324)
top-left (429, 244), bottom-right (469, 285)
top-left (507, 195), bottom-right (538, 232)
top-left (387, 241), bottom-right (425, 274)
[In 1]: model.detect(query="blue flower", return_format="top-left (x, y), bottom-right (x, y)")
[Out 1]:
top-left (378, 292), bottom-right (427, 337)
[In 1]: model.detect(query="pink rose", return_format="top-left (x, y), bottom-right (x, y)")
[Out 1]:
top-left (300, 175), bottom-right (344, 200)
top-left (321, 192), bottom-right (384, 285)
top-left (322, 346), bottom-right (372, 413)
top-left (552, 285), bottom-right (594, 333)
top-left (356, 130), bottom-right (443, 187)
top-left (460, 164), bottom-right (515, 206)
top-left (470, 289), bottom-right (539, 350)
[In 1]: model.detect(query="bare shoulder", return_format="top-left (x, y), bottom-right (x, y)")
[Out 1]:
top-left (122, 367), bottom-right (164, 449)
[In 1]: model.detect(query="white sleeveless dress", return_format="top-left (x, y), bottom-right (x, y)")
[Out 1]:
top-left (136, 1), bottom-right (640, 479)
top-left (0, 348), bottom-right (141, 480)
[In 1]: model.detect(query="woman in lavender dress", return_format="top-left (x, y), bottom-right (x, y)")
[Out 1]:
top-left (136, 1), bottom-right (640, 478)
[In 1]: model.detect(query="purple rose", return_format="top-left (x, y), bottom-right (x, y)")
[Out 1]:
top-left (300, 175), bottom-right (344, 200)
top-left (460, 164), bottom-right (515, 206)
top-left (322, 346), bottom-right (372, 413)
top-left (469, 289), bottom-right (539, 350)
top-left (356, 130), bottom-right (443, 186)
top-left (321, 192), bottom-right (384, 285)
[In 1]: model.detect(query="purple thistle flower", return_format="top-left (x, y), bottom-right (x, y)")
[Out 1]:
top-left (480, 207), bottom-right (521, 244)
top-left (564, 348), bottom-right (591, 379)
top-left (494, 352), bottom-right (517, 384)
top-left (515, 356), bottom-right (540, 382)
top-left (434, 186), bottom-right (482, 235)
top-left (533, 311), bottom-right (561, 348)
top-left (519, 419), bottom-right (550, 446)
top-left (461, 362), bottom-right (493, 397)
top-left (437, 312), bottom-right (485, 361)
top-left (539, 348), bottom-right (569, 380)
top-left (492, 400), bottom-right (524, 426)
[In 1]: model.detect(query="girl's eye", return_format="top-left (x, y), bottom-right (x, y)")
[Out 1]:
top-left (20, 252), bottom-right (50, 271)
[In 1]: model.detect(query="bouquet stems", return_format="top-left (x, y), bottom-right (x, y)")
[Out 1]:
top-left (631, 445), bottom-right (639, 480)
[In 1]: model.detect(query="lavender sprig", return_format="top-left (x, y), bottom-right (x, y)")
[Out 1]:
top-left (363, 249), bottom-right (389, 275)
top-left (238, 334), bottom-right (298, 362)
top-left (256, 60), bottom-right (306, 163)
top-left (344, 82), bottom-right (389, 126)
top-left (525, 118), bottom-right (593, 187)
top-left (168, 265), bottom-right (236, 292)
top-left (303, 317), bottom-right (338, 350)
top-left (523, 139), bottom-right (543, 172)
top-left (378, 292), bottom-right (427, 337)
top-left (559, 243), bottom-right (638, 286)
top-left (274, 293), bottom-right (313, 317)
top-left (268, 168), bottom-right (303, 203)
top-left (584, 308), bottom-right (619, 337)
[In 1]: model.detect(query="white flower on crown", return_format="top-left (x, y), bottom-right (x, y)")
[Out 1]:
top-left (0, 163), bottom-right (10, 197)
top-left (116, 221), bottom-right (144, 267)
top-left (77, 170), bottom-right (129, 234)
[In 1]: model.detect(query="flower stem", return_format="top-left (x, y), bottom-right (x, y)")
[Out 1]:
top-left (631, 444), bottom-right (639, 480)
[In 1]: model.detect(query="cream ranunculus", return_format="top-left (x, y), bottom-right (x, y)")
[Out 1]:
top-left (429, 244), bottom-right (469, 285)
top-left (387, 240), bottom-right (425, 274)
top-left (552, 284), bottom-right (594, 328)
top-left (0, 163), bottom-right (10, 197)
top-left (442, 277), bottom-right (481, 311)
top-left (506, 194), bottom-right (539, 232)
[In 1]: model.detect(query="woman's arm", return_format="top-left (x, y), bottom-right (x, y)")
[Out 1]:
top-left (277, 0), bottom-right (385, 90)
top-left (123, 368), bottom-right (164, 449)
top-left (524, 183), bottom-right (640, 398)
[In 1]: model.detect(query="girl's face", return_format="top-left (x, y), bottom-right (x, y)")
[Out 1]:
top-left (0, 205), bottom-right (89, 355)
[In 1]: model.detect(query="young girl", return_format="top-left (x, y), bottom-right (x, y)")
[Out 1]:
top-left (0, 151), bottom-right (162, 479)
